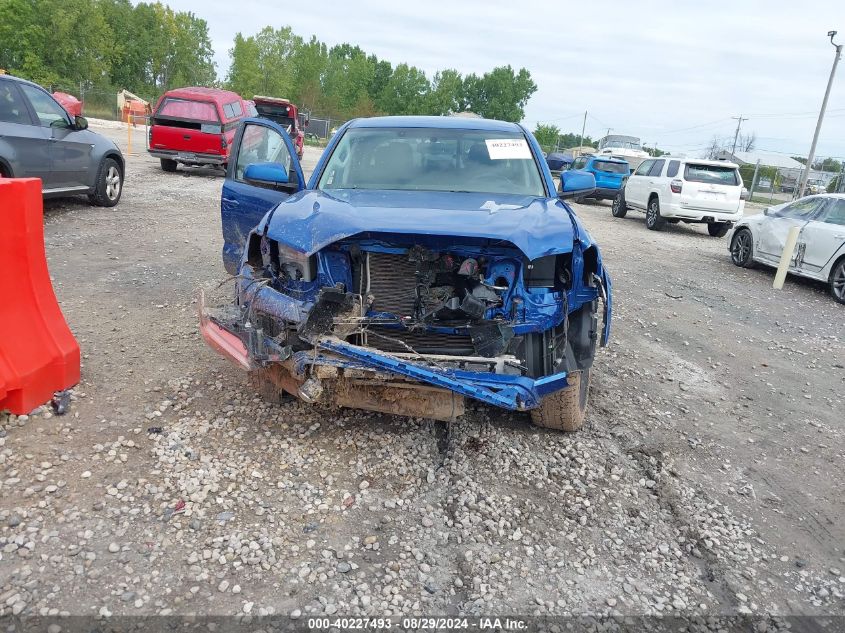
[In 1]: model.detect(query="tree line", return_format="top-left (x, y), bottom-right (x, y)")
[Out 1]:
top-left (0, 1), bottom-right (538, 122)
top-left (0, 0), bottom-right (216, 97)
top-left (225, 27), bottom-right (536, 122)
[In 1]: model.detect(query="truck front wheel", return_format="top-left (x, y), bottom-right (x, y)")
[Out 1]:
top-left (530, 370), bottom-right (590, 432)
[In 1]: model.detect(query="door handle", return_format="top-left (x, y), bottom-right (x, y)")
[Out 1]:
top-left (183, 135), bottom-right (191, 140)
top-left (834, 234), bottom-right (845, 239)
top-left (222, 198), bottom-right (239, 207)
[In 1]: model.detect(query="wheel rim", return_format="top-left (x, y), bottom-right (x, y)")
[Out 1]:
top-left (612, 197), bottom-right (620, 214)
top-left (732, 231), bottom-right (750, 264)
top-left (833, 263), bottom-right (845, 300)
top-left (105, 166), bottom-right (121, 200)
top-left (647, 202), bottom-right (657, 226)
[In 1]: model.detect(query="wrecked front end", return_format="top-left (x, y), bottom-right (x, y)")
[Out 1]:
top-left (201, 231), bottom-right (611, 421)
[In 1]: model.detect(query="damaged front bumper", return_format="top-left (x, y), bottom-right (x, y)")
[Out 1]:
top-left (199, 289), bottom-right (576, 420)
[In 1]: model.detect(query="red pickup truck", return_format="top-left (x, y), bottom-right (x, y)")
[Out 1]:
top-left (148, 87), bottom-right (248, 172)
top-left (252, 96), bottom-right (307, 159)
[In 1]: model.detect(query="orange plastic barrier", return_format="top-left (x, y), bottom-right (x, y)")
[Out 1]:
top-left (0, 179), bottom-right (80, 414)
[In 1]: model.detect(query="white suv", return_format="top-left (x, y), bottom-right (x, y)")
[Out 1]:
top-left (611, 157), bottom-right (745, 237)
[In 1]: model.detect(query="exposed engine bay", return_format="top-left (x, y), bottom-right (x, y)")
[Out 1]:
top-left (237, 232), bottom-right (603, 381)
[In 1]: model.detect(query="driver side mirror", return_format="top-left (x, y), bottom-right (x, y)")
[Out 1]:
top-left (244, 162), bottom-right (294, 191)
top-left (558, 170), bottom-right (596, 199)
top-left (74, 116), bottom-right (88, 131)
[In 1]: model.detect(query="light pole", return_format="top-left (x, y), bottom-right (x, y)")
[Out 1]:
top-left (798, 31), bottom-right (843, 198)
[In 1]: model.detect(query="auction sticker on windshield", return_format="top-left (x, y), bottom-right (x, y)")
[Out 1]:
top-left (485, 138), bottom-right (532, 159)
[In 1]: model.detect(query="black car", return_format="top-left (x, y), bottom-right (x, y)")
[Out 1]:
top-left (0, 73), bottom-right (125, 206)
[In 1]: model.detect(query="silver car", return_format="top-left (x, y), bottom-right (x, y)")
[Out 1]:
top-left (0, 74), bottom-right (124, 206)
top-left (728, 194), bottom-right (845, 303)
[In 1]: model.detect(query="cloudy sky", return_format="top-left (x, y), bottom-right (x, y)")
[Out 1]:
top-left (160, 0), bottom-right (845, 160)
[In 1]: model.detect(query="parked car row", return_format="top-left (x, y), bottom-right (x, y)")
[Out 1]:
top-left (556, 149), bottom-right (844, 303)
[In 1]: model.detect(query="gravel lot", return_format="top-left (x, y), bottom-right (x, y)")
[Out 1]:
top-left (1, 122), bottom-right (843, 624)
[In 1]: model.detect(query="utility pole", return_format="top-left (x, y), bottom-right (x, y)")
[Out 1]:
top-left (577, 111), bottom-right (587, 156)
top-left (748, 159), bottom-right (762, 200)
top-left (730, 115), bottom-right (748, 157)
top-left (798, 31), bottom-right (843, 198)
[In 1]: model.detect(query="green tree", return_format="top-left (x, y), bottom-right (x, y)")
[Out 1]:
top-left (462, 66), bottom-right (537, 122)
top-left (289, 36), bottom-right (328, 110)
top-left (322, 44), bottom-right (374, 118)
top-left (426, 69), bottom-right (463, 115)
top-left (226, 27), bottom-right (297, 97)
top-left (815, 157), bottom-right (842, 172)
top-left (533, 124), bottom-right (561, 150)
top-left (377, 63), bottom-right (430, 115)
top-left (1, 0), bottom-right (216, 105)
top-left (557, 132), bottom-right (594, 149)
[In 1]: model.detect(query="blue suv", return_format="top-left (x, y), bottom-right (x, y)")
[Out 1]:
top-left (568, 155), bottom-right (630, 201)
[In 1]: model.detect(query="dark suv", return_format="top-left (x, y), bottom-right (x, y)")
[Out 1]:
top-left (0, 73), bottom-right (125, 206)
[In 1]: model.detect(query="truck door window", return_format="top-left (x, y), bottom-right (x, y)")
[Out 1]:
top-left (235, 123), bottom-right (291, 182)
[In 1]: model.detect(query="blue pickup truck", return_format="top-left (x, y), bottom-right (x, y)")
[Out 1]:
top-left (568, 155), bottom-right (630, 202)
top-left (200, 115), bottom-right (612, 431)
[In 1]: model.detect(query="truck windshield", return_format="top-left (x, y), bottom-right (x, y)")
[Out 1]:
top-left (318, 127), bottom-right (545, 196)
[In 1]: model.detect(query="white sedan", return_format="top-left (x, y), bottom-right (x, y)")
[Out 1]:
top-left (728, 193), bottom-right (845, 303)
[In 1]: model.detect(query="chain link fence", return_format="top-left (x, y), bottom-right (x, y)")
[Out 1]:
top-left (304, 115), bottom-right (346, 140)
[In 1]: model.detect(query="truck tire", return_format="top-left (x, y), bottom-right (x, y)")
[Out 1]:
top-left (645, 196), bottom-right (666, 231)
top-left (707, 222), bottom-right (731, 237)
top-left (87, 157), bottom-right (123, 207)
top-left (530, 370), bottom-right (590, 432)
top-left (160, 158), bottom-right (178, 172)
top-left (611, 191), bottom-right (628, 217)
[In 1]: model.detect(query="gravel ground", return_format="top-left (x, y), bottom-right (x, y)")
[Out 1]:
top-left (0, 122), bottom-right (843, 624)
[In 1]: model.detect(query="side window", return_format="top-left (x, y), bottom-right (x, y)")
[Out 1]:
top-left (235, 123), bottom-right (292, 182)
top-left (18, 84), bottom-right (69, 127)
top-left (633, 160), bottom-right (654, 176)
top-left (230, 101), bottom-right (243, 118)
top-left (648, 159), bottom-right (665, 177)
top-left (667, 160), bottom-right (680, 178)
top-left (222, 103), bottom-right (233, 118)
top-left (573, 157), bottom-right (587, 170)
top-left (0, 82), bottom-right (33, 124)
top-left (819, 199), bottom-right (845, 226)
top-left (778, 197), bottom-right (824, 219)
